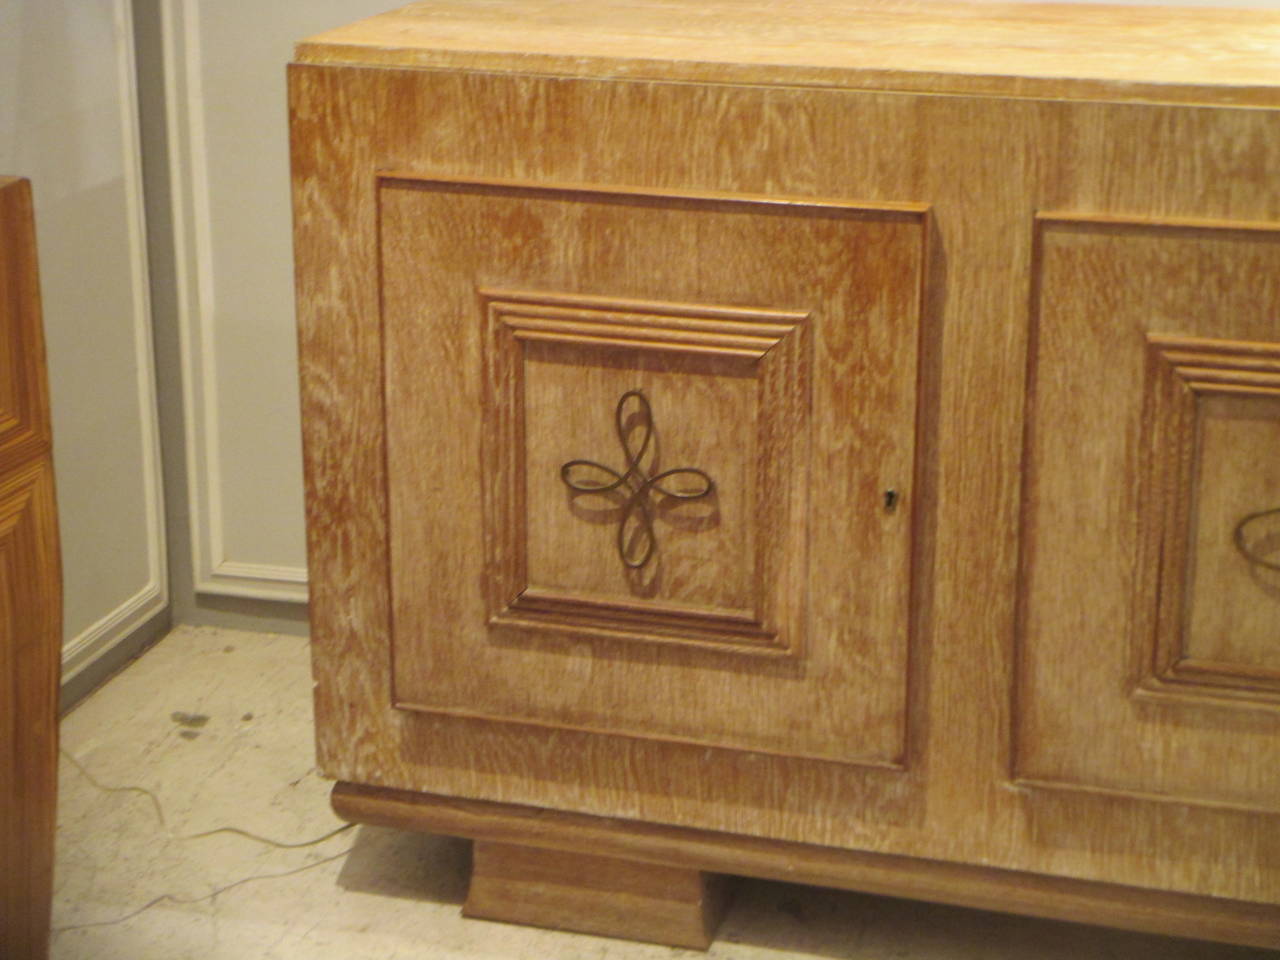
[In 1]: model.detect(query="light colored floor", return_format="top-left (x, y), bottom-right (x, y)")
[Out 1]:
top-left (52, 625), bottom-right (1277, 960)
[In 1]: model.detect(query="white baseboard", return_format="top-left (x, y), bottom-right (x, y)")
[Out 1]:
top-left (197, 560), bottom-right (309, 603)
top-left (61, 580), bottom-right (168, 684)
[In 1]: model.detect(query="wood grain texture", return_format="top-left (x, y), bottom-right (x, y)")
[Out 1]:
top-left (1018, 215), bottom-right (1280, 812)
top-left (0, 176), bottom-right (60, 960)
top-left (1188, 396), bottom-right (1280, 675)
top-left (378, 174), bottom-right (923, 766)
top-left (1151, 339), bottom-right (1280, 696)
top-left (481, 287), bottom-right (810, 657)
top-left (464, 840), bottom-right (730, 949)
top-left (294, 0), bottom-right (1280, 108)
top-left (290, 4), bottom-right (1280, 940)
top-left (334, 783), bottom-right (1280, 949)
top-left (0, 178), bottom-right (52, 477)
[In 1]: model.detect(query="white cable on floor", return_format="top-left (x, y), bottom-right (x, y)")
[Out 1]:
top-left (53, 749), bottom-right (359, 935)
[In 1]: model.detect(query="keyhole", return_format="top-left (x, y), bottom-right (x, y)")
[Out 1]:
top-left (884, 489), bottom-right (899, 512)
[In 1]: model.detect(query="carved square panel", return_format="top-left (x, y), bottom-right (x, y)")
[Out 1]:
top-left (481, 289), bottom-right (809, 657)
top-left (1146, 336), bottom-right (1280, 695)
top-left (379, 174), bottom-right (926, 766)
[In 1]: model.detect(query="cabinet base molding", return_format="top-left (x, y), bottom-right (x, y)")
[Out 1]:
top-left (464, 840), bottom-right (731, 948)
top-left (331, 783), bottom-right (1280, 950)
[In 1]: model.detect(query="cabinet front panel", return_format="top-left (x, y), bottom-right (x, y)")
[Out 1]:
top-left (295, 57), bottom-right (1280, 900)
top-left (1017, 214), bottom-right (1280, 811)
top-left (380, 175), bottom-right (925, 766)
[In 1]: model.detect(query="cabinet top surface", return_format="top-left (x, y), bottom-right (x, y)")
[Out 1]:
top-left (295, 0), bottom-right (1280, 107)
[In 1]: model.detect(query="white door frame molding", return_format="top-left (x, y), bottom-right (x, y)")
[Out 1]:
top-left (161, 0), bottom-right (309, 602)
top-left (61, 0), bottom-right (170, 683)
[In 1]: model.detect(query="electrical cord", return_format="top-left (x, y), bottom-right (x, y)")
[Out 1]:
top-left (53, 749), bottom-right (357, 934)
top-left (52, 849), bottom-right (354, 934)
top-left (59, 748), bottom-right (354, 847)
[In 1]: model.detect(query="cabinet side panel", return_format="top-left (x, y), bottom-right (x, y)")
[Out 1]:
top-left (290, 65), bottom-right (392, 778)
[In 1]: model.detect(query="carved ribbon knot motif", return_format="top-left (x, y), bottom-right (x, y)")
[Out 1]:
top-left (559, 390), bottom-right (715, 570)
top-left (1235, 507), bottom-right (1280, 573)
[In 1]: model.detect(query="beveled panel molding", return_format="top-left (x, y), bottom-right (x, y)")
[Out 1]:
top-left (481, 288), bottom-right (811, 658)
top-left (1139, 334), bottom-right (1280, 706)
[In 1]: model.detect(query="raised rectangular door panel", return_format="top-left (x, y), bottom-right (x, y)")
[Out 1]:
top-left (1017, 214), bottom-right (1280, 811)
top-left (382, 175), bottom-right (926, 766)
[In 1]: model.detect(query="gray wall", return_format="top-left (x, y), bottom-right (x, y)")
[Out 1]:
top-left (2, 0), bottom-right (169, 700)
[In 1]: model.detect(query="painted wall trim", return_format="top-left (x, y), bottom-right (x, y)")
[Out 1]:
top-left (63, 0), bottom-right (170, 681)
top-left (161, 0), bottom-right (309, 602)
top-left (62, 583), bottom-right (165, 684)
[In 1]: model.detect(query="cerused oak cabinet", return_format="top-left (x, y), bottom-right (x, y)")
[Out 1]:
top-left (289, 1), bottom-right (1280, 949)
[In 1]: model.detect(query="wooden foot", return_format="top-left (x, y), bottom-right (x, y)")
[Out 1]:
top-left (463, 840), bottom-right (731, 949)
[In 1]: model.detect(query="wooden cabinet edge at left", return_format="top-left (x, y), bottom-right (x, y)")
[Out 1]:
top-left (0, 175), bottom-right (62, 960)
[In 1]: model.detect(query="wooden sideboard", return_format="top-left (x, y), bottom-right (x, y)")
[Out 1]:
top-left (290, 1), bottom-right (1280, 948)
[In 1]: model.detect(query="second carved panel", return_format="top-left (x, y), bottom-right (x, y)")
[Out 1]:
top-left (1017, 213), bottom-right (1280, 812)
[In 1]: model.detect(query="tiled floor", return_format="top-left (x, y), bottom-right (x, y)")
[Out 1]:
top-left (52, 625), bottom-right (1277, 959)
